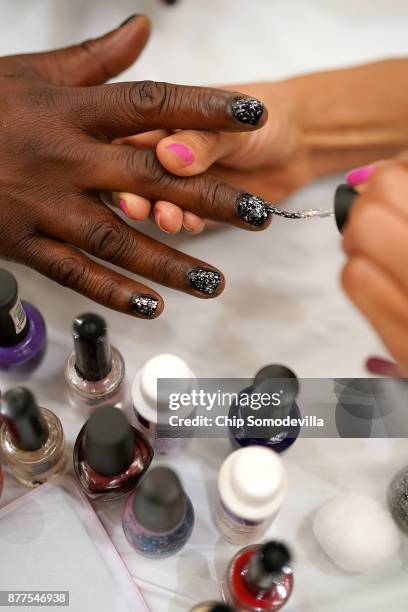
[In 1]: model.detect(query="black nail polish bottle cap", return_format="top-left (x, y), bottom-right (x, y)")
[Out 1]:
top-left (72, 313), bottom-right (112, 382)
top-left (334, 184), bottom-right (358, 233)
top-left (0, 388), bottom-right (49, 452)
top-left (132, 466), bottom-right (187, 532)
top-left (253, 364), bottom-right (299, 408)
top-left (207, 606), bottom-right (234, 612)
top-left (0, 270), bottom-right (29, 347)
top-left (246, 541), bottom-right (291, 591)
top-left (84, 406), bottom-right (134, 476)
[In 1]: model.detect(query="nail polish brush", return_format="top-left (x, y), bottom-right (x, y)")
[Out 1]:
top-left (263, 183), bottom-right (357, 232)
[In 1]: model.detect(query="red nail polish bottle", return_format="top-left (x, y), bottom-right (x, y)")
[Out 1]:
top-left (74, 405), bottom-right (154, 502)
top-left (223, 541), bottom-right (293, 611)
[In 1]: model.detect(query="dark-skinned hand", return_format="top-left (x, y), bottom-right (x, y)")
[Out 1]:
top-left (0, 15), bottom-right (269, 319)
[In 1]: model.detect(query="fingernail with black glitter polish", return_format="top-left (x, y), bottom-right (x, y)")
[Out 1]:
top-left (120, 14), bottom-right (139, 27)
top-left (188, 267), bottom-right (222, 296)
top-left (231, 97), bottom-right (264, 126)
top-left (237, 193), bottom-right (272, 227)
top-left (131, 294), bottom-right (159, 318)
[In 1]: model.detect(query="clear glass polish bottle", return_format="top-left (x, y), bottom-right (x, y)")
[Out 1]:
top-left (222, 541), bottom-right (293, 611)
top-left (123, 466), bottom-right (194, 558)
top-left (74, 405), bottom-right (154, 502)
top-left (65, 313), bottom-right (126, 411)
top-left (0, 388), bottom-right (67, 487)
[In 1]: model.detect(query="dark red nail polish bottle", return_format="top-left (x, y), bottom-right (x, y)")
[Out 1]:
top-left (73, 405), bottom-right (154, 502)
top-left (222, 541), bottom-right (293, 611)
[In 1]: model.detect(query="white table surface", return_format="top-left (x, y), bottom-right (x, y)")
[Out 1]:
top-left (1, 1), bottom-right (408, 610)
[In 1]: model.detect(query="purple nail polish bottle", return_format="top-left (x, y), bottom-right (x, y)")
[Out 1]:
top-left (0, 270), bottom-right (47, 375)
top-left (229, 365), bottom-right (301, 454)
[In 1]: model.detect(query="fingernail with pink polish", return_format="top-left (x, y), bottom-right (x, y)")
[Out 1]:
top-left (346, 164), bottom-right (374, 187)
top-left (167, 143), bottom-right (194, 165)
top-left (366, 356), bottom-right (403, 378)
top-left (119, 199), bottom-right (129, 216)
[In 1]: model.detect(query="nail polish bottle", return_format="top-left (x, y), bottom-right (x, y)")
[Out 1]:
top-left (0, 388), bottom-right (67, 487)
top-left (74, 405), bottom-right (153, 502)
top-left (334, 184), bottom-right (358, 232)
top-left (123, 466), bottom-right (194, 558)
top-left (132, 353), bottom-right (197, 457)
top-left (65, 313), bottom-right (127, 411)
top-left (214, 446), bottom-right (288, 545)
top-left (190, 604), bottom-right (235, 612)
top-left (388, 464), bottom-right (408, 532)
top-left (0, 464), bottom-right (3, 499)
top-left (0, 269), bottom-right (47, 374)
top-left (229, 365), bottom-right (300, 454)
top-left (222, 541), bottom-right (293, 611)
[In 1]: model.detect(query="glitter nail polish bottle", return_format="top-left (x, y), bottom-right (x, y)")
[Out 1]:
top-left (229, 365), bottom-right (301, 454)
top-left (0, 269), bottom-right (47, 375)
top-left (214, 446), bottom-right (288, 545)
top-left (65, 313), bottom-right (127, 411)
top-left (74, 405), bottom-right (153, 502)
top-left (222, 541), bottom-right (293, 611)
top-left (0, 465), bottom-right (3, 499)
top-left (388, 465), bottom-right (408, 532)
top-left (123, 466), bottom-right (194, 558)
top-left (190, 603), bottom-right (235, 612)
top-left (132, 353), bottom-right (197, 457)
top-left (0, 388), bottom-right (67, 487)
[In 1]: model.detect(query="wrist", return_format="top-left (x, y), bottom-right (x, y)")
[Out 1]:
top-left (281, 59), bottom-right (408, 178)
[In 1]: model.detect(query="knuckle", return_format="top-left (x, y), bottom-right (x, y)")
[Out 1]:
top-left (85, 219), bottom-right (131, 261)
top-left (131, 80), bottom-right (171, 119)
top-left (49, 256), bottom-right (87, 289)
top-left (132, 150), bottom-right (171, 187)
top-left (199, 179), bottom-right (228, 217)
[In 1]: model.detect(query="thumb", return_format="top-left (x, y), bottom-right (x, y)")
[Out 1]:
top-left (156, 130), bottom-right (242, 177)
top-left (16, 14), bottom-right (150, 86)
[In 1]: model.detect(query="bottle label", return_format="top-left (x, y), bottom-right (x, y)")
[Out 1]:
top-left (214, 495), bottom-right (275, 543)
top-left (9, 298), bottom-right (27, 335)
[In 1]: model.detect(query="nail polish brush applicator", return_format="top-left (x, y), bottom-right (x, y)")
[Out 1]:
top-left (263, 183), bottom-right (358, 232)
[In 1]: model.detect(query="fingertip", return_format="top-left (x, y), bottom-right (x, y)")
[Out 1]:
top-left (187, 266), bottom-right (225, 298)
top-left (183, 211), bottom-right (205, 234)
top-left (156, 138), bottom-right (197, 177)
top-left (153, 201), bottom-right (184, 233)
top-left (117, 193), bottom-right (151, 220)
top-left (230, 96), bottom-right (268, 129)
top-left (130, 293), bottom-right (164, 319)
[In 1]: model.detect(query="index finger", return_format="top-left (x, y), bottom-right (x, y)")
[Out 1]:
top-left (68, 81), bottom-right (267, 138)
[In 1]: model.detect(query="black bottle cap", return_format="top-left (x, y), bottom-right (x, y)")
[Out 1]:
top-left (84, 406), bottom-right (134, 476)
top-left (72, 313), bottom-right (112, 382)
top-left (132, 466), bottom-right (187, 532)
top-left (0, 388), bottom-right (49, 452)
top-left (334, 184), bottom-right (358, 233)
top-left (246, 541), bottom-right (291, 591)
top-left (253, 364), bottom-right (299, 408)
top-left (207, 606), bottom-right (234, 612)
top-left (0, 269), bottom-right (29, 347)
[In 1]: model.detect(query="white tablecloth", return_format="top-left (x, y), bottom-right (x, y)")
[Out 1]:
top-left (1, 1), bottom-right (408, 610)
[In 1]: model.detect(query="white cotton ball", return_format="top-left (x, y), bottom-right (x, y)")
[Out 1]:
top-left (313, 493), bottom-right (401, 573)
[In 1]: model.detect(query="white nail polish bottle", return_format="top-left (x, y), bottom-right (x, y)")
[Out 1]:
top-left (214, 446), bottom-right (288, 545)
top-left (131, 353), bottom-right (197, 457)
